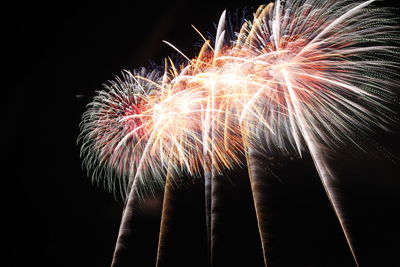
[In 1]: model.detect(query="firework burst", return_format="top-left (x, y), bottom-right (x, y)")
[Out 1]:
top-left (216, 0), bottom-right (400, 265)
top-left (79, 69), bottom-right (163, 198)
top-left (78, 0), bottom-right (399, 266)
top-left (232, 0), bottom-right (399, 155)
top-left (79, 63), bottom-right (246, 199)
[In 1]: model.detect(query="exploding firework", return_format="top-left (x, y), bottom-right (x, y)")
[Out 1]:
top-left (78, 0), bottom-right (399, 266)
top-left (79, 68), bottom-right (208, 198)
top-left (79, 69), bottom-right (163, 198)
top-left (79, 64), bottom-right (246, 198)
top-left (226, 1), bottom-right (400, 265)
top-left (157, 1), bottom-right (399, 263)
top-left (232, 0), bottom-right (399, 154)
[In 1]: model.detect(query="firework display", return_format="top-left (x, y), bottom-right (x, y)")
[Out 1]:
top-left (78, 0), bottom-right (399, 266)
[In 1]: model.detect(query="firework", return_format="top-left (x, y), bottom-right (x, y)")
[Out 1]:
top-left (210, 0), bottom-right (399, 265)
top-left (159, 0), bottom-right (399, 265)
top-left (79, 0), bottom-right (399, 266)
top-left (79, 68), bottom-right (163, 198)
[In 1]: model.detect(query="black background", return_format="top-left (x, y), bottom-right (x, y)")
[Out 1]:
top-left (4, 0), bottom-right (400, 266)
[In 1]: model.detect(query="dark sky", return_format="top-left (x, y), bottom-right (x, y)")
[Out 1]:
top-left (4, 1), bottom-right (400, 267)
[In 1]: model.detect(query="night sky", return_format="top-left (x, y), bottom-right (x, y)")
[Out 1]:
top-left (4, 1), bottom-right (400, 266)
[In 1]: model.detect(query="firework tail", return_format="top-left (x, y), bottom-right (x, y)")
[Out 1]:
top-left (246, 148), bottom-right (270, 267)
top-left (155, 171), bottom-right (175, 267)
top-left (310, 141), bottom-right (359, 267)
top-left (204, 170), bottom-right (212, 266)
top-left (283, 70), bottom-right (359, 266)
top-left (241, 119), bottom-right (269, 267)
top-left (203, 83), bottom-right (214, 267)
top-left (111, 177), bottom-right (140, 267)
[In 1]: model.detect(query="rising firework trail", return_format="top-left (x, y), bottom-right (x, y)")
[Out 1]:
top-left (155, 167), bottom-right (175, 267)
